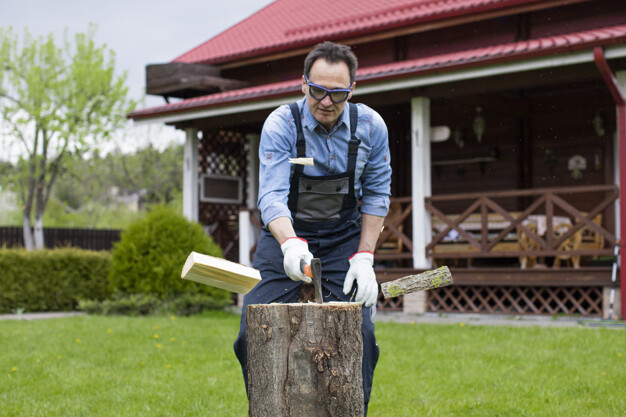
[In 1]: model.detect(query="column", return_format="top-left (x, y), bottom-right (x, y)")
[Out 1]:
top-left (238, 134), bottom-right (260, 307)
top-left (410, 97), bottom-right (433, 269)
top-left (182, 128), bottom-right (199, 222)
top-left (405, 97), bottom-right (432, 315)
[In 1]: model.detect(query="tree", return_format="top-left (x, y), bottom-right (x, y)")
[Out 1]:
top-left (105, 142), bottom-right (183, 210)
top-left (0, 26), bottom-right (136, 249)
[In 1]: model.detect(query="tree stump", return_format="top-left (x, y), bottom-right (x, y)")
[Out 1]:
top-left (246, 302), bottom-right (364, 417)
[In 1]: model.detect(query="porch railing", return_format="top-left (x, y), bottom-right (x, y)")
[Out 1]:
top-left (424, 185), bottom-right (618, 261)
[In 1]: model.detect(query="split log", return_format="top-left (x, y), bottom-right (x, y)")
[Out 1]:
top-left (247, 302), bottom-right (364, 417)
top-left (380, 266), bottom-right (453, 298)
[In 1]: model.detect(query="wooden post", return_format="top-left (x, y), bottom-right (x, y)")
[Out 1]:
top-left (246, 303), bottom-right (364, 417)
top-left (182, 127), bottom-right (199, 222)
top-left (411, 97), bottom-right (432, 270)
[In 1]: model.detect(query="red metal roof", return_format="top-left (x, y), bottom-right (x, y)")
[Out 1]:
top-left (129, 23), bottom-right (626, 120)
top-left (174, 0), bottom-right (545, 65)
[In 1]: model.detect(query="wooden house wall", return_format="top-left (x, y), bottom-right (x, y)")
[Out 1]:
top-left (530, 0), bottom-right (626, 37)
top-left (529, 85), bottom-right (614, 192)
top-left (404, 17), bottom-right (518, 61)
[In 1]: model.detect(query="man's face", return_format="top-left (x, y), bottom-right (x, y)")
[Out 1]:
top-left (301, 58), bottom-right (354, 132)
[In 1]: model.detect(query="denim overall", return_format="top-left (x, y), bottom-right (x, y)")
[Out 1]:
top-left (234, 102), bottom-right (379, 414)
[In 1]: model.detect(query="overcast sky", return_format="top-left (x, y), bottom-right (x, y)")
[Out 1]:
top-left (1, 0), bottom-right (275, 156)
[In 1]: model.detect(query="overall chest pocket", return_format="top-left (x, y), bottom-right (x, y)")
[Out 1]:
top-left (295, 177), bottom-right (349, 222)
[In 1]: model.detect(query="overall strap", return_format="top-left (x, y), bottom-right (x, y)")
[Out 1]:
top-left (347, 103), bottom-right (361, 172)
top-left (288, 103), bottom-right (307, 158)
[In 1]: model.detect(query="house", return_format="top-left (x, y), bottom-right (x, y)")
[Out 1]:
top-left (129, 0), bottom-right (625, 319)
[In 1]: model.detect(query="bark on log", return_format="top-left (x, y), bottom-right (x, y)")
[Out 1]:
top-left (380, 266), bottom-right (453, 298)
top-left (247, 302), bottom-right (364, 417)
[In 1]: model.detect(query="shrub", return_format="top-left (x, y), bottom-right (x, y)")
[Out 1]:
top-left (78, 293), bottom-right (160, 316)
top-left (0, 248), bottom-right (111, 313)
top-left (78, 291), bottom-right (231, 316)
top-left (108, 205), bottom-right (229, 304)
top-left (164, 291), bottom-right (231, 316)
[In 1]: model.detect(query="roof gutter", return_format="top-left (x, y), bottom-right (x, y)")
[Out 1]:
top-left (132, 44), bottom-right (626, 126)
top-left (593, 46), bottom-right (626, 320)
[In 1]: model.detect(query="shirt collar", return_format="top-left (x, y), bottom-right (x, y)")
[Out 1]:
top-left (301, 97), bottom-right (350, 133)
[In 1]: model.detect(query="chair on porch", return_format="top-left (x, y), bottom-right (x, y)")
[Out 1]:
top-left (578, 214), bottom-right (604, 256)
top-left (552, 223), bottom-right (582, 269)
top-left (517, 222), bottom-right (540, 269)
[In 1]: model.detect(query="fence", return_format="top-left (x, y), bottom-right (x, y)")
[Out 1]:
top-left (0, 226), bottom-right (121, 251)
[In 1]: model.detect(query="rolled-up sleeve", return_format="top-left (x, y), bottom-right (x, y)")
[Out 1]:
top-left (359, 110), bottom-right (392, 217)
top-left (257, 107), bottom-right (296, 226)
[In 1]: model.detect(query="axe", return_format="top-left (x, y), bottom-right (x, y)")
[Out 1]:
top-left (301, 258), bottom-right (323, 303)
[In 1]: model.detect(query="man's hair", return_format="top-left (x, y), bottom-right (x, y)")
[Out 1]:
top-left (303, 41), bottom-right (358, 84)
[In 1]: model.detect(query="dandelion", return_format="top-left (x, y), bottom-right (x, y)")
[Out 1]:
top-left (619, 353), bottom-right (623, 358)
top-left (156, 344), bottom-right (163, 349)
top-left (166, 364), bottom-right (172, 369)
top-left (170, 338), bottom-right (176, 342)
top-left (107, 329), bottom-right (112, 333)
top-left (58, 355), bottom-right (62, 360)
top-left (11, 367), bottom-right (17, 372)
top-left (410, 321), bottom-right (415, 325)
top-left (152, 326), bottom-right (160, 330)
top-left (459, 322), bottom-right (465, 327)
top-left (122, 358), bottom-right (127, 362)
top-left (140, 361), bottom-right (145, 366)
top-left (183, 341), bottom-right (187, 346)
top-left (170, 315), bottom-right (176, 320)
top-left (153, 334), bottom-right (159, 339)
top-left (75, 339), bottom-right (81, 344)
top-left (58, 333), bottom-right (62, 338)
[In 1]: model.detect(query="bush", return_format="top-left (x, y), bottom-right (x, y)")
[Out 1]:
top-left (0, 248), bottom-right (111, 313)
top-left (108, 205), bottom-right (229, 304)
top-left (78, 291), bottom-right (231, 316)
top-left (78, 293), bottom-right (161, 316)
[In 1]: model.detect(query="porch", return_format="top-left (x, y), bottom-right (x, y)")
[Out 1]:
top-left (239, 185), bottom-right (619, 317)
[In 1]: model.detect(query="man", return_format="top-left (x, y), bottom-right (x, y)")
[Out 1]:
top-left (234, 41), bottom-right (392, 414)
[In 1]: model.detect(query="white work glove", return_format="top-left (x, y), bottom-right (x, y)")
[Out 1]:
top-left (280, 237), bottom-right (313, 283)
top-left (343, 251), bottom-right (378, 307)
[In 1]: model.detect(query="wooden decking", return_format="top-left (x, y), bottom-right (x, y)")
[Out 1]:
top-left (374, 267), bottom-right (614, 316)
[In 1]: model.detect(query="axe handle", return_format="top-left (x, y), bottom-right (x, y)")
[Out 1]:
top-left (303, 263), bottom-right (312, 278)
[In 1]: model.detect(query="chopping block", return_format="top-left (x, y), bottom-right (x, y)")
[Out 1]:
top-left (246, 302), bottom-right (364, 417)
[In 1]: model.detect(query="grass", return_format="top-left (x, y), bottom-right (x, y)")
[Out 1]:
top-left (1, 312), bottom-right (624, 417)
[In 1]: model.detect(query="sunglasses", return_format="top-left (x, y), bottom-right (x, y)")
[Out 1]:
top-left (305, 75), bottom-right (353, 103)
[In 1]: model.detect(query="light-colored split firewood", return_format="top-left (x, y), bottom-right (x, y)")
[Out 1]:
top-left (181, 251), bottom-right (261, 294)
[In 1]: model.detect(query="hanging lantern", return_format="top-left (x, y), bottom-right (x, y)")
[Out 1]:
top-left (593, 112), bottom-right (605, 137)
top-left (473, 107), bottom-right (485, 143)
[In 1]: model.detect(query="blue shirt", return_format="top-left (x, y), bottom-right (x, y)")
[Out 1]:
top-left (257, 97), bottom-right (392, 226)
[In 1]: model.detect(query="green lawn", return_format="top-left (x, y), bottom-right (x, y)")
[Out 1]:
top-left (1, 312), bottom-right (624, 416)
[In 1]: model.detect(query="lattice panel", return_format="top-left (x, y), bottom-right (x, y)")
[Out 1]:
top-left (198, 129), bottom-right (248, 262)
top-left (298, 285), bottom-right (403, 311)
top-left (378, 293), bottom-right (403, 311)
top-left (428, 285), bottom-right (602, 316)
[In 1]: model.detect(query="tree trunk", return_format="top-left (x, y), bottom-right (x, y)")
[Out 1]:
top-left (33, 215), bottom-right (44, 249)
top-left (22, 215), bottom-right (34, 250)
top-left (246, 302), bottom-right (364, 417)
